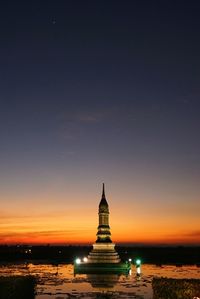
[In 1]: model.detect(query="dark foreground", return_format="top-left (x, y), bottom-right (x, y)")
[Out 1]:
top-left (153, 277), bottom-right (200, 299)
top-left (0, 275), bottom-right (200, 299)
top-left (0, 276), bottom-right (36, 299)
top-left (0, 245), bottom-right (199, 265)
top-left (0, 264), bottom-right (199, 299)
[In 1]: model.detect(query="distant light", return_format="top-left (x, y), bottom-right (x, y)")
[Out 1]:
top-left (136, 259), bottom-right (141, 266)
top-left (83, 257), bottom-right (88, 262)
top-left (128, 258), bottom-right (132, 262)
top-left (75, 258), bottom-right (81, 264)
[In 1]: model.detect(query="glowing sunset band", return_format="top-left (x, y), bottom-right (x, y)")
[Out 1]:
top-left (0, 213), bottom-right (199, 245)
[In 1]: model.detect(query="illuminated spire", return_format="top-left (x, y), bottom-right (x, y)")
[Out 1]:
top-left (87, 184), bottom-right (121, 263)
top-left (97, 183), bottom-right (110, 243)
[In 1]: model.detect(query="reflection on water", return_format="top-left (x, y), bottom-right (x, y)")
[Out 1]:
top-left (87, 274), bottom-right (120, 289)
top-left (0, 263), bottom-right (199, 299)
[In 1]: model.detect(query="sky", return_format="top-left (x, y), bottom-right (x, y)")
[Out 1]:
top-left (0, 0), bottom-right (200, 245)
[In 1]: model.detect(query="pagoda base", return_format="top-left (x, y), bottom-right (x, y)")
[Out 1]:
top-left (87, 242), bottom-right (121, 264)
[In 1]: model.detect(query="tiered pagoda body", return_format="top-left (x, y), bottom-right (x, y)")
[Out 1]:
top-left (88, 184), bottom-right (120, 263)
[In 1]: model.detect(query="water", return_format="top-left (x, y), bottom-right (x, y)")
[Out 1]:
top-left (0, 263), bottom-right (199, 298)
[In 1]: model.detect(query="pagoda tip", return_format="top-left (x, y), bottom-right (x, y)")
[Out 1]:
top-left (102, 183), bottom-right (105, 198)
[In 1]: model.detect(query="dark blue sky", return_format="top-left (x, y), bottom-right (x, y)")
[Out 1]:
top-left (0, 0), bottom-right (200, 244)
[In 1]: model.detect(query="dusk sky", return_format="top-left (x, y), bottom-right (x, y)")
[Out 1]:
top-left (0, 0), bottom-right (200, 245)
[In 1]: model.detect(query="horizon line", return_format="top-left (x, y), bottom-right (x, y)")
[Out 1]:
top-left (0, 242), bottom-right (200, 247)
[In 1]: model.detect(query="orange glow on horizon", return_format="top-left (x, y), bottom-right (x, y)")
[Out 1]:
top-left (0, 216), bottom-right (199, 246)
top-left (1, 235), bottom-right (199, 246)
top-left (0, 187), bottom-right (199, 246)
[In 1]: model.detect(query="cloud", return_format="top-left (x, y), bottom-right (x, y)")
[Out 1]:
top-left (183, 230), bottom-right (200, 238)
top-left (77, 114), bottom-right (100, 123)
top-left (0, 228), bottom-right (90, 244)
top-left (0, 230), bottom-right (77, 237)
top-left (57, 111), bottom-right (106, 140)
top-left (164, 230), bottom-right (200, 244)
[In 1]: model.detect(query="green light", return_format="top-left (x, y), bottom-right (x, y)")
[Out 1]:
top-left (135, 259), bottom-right (141, 266)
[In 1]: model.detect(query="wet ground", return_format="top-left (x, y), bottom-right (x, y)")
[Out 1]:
top-left (0, 263), bottom-right (199, 298)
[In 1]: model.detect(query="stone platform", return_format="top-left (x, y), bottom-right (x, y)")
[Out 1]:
top-left (74, 261), bottom-right (131, 274)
